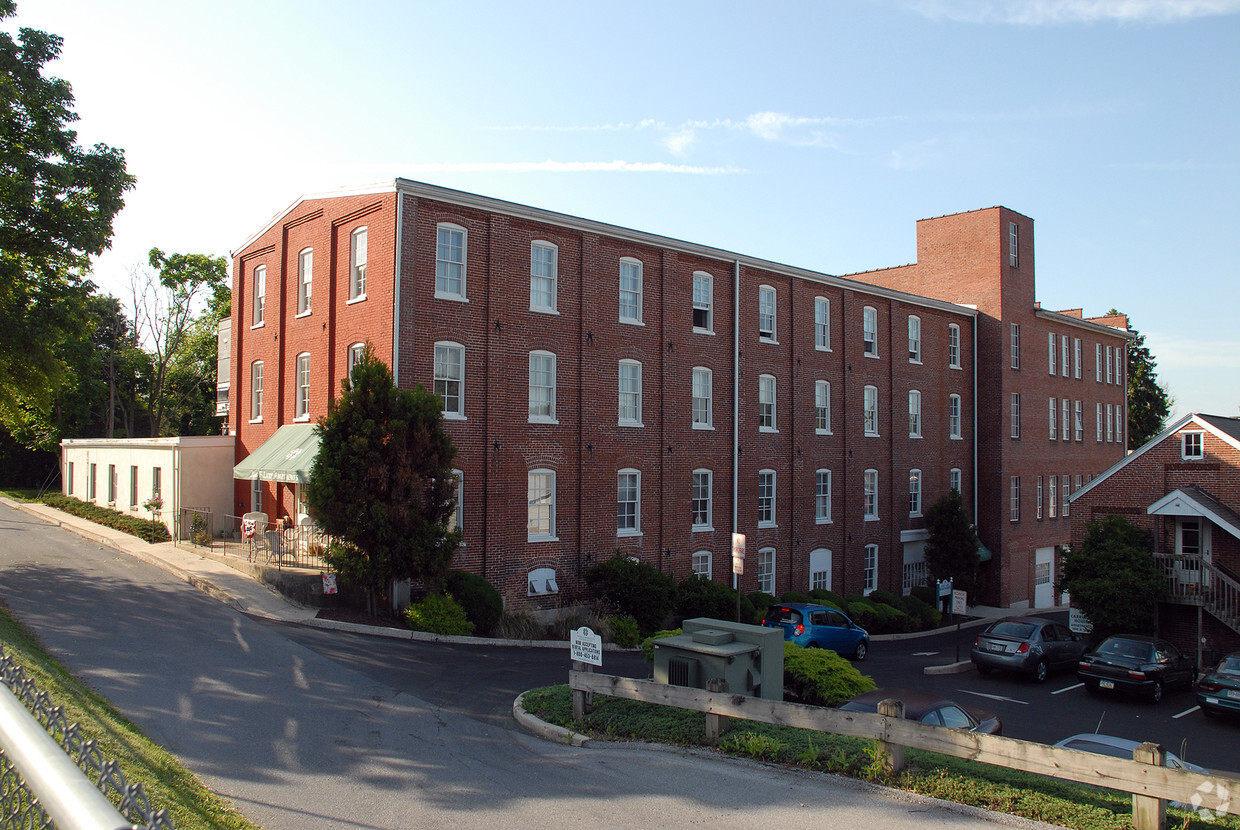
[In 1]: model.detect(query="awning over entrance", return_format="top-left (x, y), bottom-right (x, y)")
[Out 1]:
top-left (1148, 486), bottom-right (1240, 540)
top-left (233, 424), bottom-right (320, 484)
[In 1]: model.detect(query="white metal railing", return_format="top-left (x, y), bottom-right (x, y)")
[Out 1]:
top-left (1153, 552), bottom-right (1240, 634)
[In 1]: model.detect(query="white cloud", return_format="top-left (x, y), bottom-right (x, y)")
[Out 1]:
top-left (904, 0), bottom-right (1240, 24)
top-left (394, 160), bottom-right (743, 174)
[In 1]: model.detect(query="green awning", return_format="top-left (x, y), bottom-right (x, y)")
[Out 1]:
top-left (233, 424), bottom-right (320, 484)
top-left (977, 541), bottom-right (993, 562)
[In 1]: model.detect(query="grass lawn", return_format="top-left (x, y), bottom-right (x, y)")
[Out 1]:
top-left (0, 600), bottom-right (262, 830)
top-left (521, 684), bottom-right (1239, 830)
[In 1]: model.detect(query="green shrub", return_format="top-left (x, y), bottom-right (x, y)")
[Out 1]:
top-left (641, 629), bottom-right (682, 663)
top-left (782, 642), bottom-right (877, 707)
top-left (900, 593), bottom-right (942, 630)
top-left (779, 590), bottom-right (812, 604)
top-left (495, 609), bottom-right (545, 640)
top-left (846, 600), bottom-right (879, 631)
top-left (808, 589), bottom-right (847, 610)
top-left (607, 615), bottom-right (641, 648)
top-left (909, 584), bottom-right (937, 607)
top-left (747, 591), bottom-right (775, 620)
top-left (38, 493), bottom-right (171, 542)
top-left (444, 569), bottom-right (503, 636)
top-left (867, 589), bottom-right (903, 609)
top-left (585, 551), bottom-right (676, 636)
top-left (404, 593), bottom-right (474, 636)
top-left (675, 575), bottom-right (755, 624)
top-left (868, 601), bottom-right (911, 634)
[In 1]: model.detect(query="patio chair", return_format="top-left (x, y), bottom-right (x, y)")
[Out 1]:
top-left (241, 512), bottom-right (267, 561)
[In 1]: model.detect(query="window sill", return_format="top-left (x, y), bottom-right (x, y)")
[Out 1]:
top-left (816, 518), bottom-right (832, 525)
top-left (529, 417), bottom-right (559, 425)
top-left (293, 415), bottom-right (310, 423)
top-left (620, 318), bottom-right (644, 326)
top-left (692, 525), bottom-right (714, 533)
top-left (815, 429), bottom-right (832, 436)
top-left (863, 351), bottom-right (879, 359)
top-left (758, 336), bottom-right (778, 345)
top-left (692, 327), bottom-right (715, 336)
top-left (347, 294), bottom-right (367, 305)
top-left (693, 423), bottom-right (714, 431)
top-left (759, 427), bottom-right (778, 434)
top-left (444, 413), bottom-right (467, 421)
top-left (909, 358), bottom-right (922, 365)
top-left (950, 364), bottom-right (963, 371)
top-left (617, 530), bottom-right (643, 538)
top-left (619, 421), bottom-right (644, 428)
top-left (530, 306), bottom-right (560, 316)
top-left (434, 292), bottom-right (467, 303)
top-left (249, 418), bottom-right (263, 424)
top-left (909, 433), bottom-right (922, 440)
top-left (815, 346), bottom-right (832, 353)
top-left (295, 309), bottom-right (312, 319)
top-left (950, 435), bottom-right (963, 441)
top-left (758, 522), bottom-right (777, 530)
top-left (251, 322), bottom-right (265, 330)
top-left (528, 535), bottom-right (560, 543)
top-left (864, 431), bottom-right (879, 438)
top-left (864, 515), bottom-right (879, 522)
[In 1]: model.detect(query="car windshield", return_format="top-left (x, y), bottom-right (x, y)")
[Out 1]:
top-left (989, 622), bottom-right (1036, 639)
top-left (1096, 639), bottom-right (1153, 660)
top-left (1218, 656), bottom-right (1240, 676)
top-left (764, 607), bottom-right (801, 626)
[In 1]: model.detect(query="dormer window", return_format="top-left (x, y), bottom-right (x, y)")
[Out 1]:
top-left (1182, 431), bottom-right (1204, 460)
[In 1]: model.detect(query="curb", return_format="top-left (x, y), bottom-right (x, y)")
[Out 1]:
top-left (512, 691), bottom-right (591, 747)
top-left (924, 660), bottom-right (975, 676)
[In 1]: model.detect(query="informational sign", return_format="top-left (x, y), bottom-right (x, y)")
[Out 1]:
top-left (1068, 607), bottom-right (1093, 635)
top-left (952, 589), bottom-right (967, 616)
top-left (570, 626), bottom-right (603, 666)
top-left (938, 578), bottom-right (953, 598)
top-left (731, 533), bottom-right (746, 576)
top-left (321, 573), bottom-right (337, 595)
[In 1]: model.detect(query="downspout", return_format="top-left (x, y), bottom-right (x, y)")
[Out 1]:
top-left (732, 260), bottom-right (741, 592)
top-left (972, 318), bottom-right (979, 531)
top-left (393, 189), bottom-right (404, 386)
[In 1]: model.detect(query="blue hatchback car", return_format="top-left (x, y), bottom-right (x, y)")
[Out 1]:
top-left (761, 602), bottom-right (869, 660)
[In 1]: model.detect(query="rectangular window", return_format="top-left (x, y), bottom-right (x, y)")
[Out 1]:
top-left (530, 242), bottom-right (557, 312)
top-left (1096, 343), bottom-right (1103, 382)
top-left (864, 469), bottom-right (878, 520)
top-left (909, 469), bottom-right (922, 517)
top-left (815, 381), bottom-right (831, 434)
top-left (67, 461), bottom-right (74, 495)
top-left (758, 375), bottom-right (777, 431)
top-left (434, 343), bottom-right (465, 417)
top-left (908, 390), bottom-right (921, 437)
top-left (758, 548), bottom-right (775, 595)
top-left (810, 549), bottom-right (831, 592)
top-left (436, 225), bottom-right (466, 299)
top-left (758, 286), bottom-right (776, 341)
top-left (1062, 398), bottom-right (1070, 441)
top-left (691, 470), bottom-right (712, 530)
top-left (815, 470), bottom-right (832, 524)
top-left (1074, 338), bottom-right (1081, 379)
top-left (251, 361), bottom-right (263, 421)
top-left (297, 248), bottom-right (313, 314)
top-left (692, 273), bottom-right (713, 332)
top-left (618, 361), bottom-right (643, 425)
top-left (692, 551), bottom-right (711, 579)
top-left (152, 467), bottom-right (161, 500)
top-left (1105, 403), bottom-right (1114, 442)
top-left (619, 259), bottom-right (642, 323)
top-left (1074, 400), bottom-right (1083, 442)
top-left (350, 227), bottom-right (368, 299)
top-left (949, 394), bottom-right (962, 439)
top-left (692, 368), bottom-right (712, 428)
top-left (348, 343), bottom-right (365, 380)
top-left (617, 470), bottom-right (640, 535)
top-left (1049, 397), bottom-right (1057, 440)
top-left (296, 353), bottom-right (311, 419)
top-left (758, 470), bottom-right (776, 526)
top-left (1105, 345), bottom-right (1114, 384)
top-left (863, 385), bottom-right (878, 436)
top-left (1048, 332), bottom-right (1056, 375)
top-left (529, 352), bottom-right (557, 422)
top-left (1096, 403), bottom-right (1104, 442)
top-left (1183, 432), bottom-right (1204, 459)
top-left (527, 470), bottom-right (556, 540)
top-left (1115, 405), bottom-right (1124, 447)
top-left (1062, 475), bottom-right (1071, 518)
top-left (949, 324), bottom-right (961, 368)
top-left (88, 463), bottom-right (96, 500)
top-left (1011, 323), bottom-right (1020, 369)
top-left (814, 297), bottom-right (831, 350)
top-left (908, 316), bottom-right (921, 362)
top-left (950, 467), bottom-right (962, 494)
top-left (1061, 335), bottom-right (1069, 378)
top-left (1008, 221), bottom-right (1019, 267)
top-left (1010, 392), bottom-right (1021, 438)
top-left (1115, 345), bottom-right (1124, 386)
top-left (448, 470), bottom-right (463, 532)
top-left (1049, 475), bottom-right (1058, 518)
top-left (107, 464), bottom-right (116, 504)
top-left (1010, 476), bottom-right (1020, 522)
top-left (252, 265), bottom-right (266, 326)
top-left (129, 465), bottom-right (138, 508)
top-left (1036, 476), bottom-right (1043, 519)
top-left (863, 545), bottom-right (878, 595)
top-left (862, 306), bottom-right (878, 356)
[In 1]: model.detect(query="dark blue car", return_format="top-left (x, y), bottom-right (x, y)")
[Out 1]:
top-left (761, 602), bottom-right (869, 660)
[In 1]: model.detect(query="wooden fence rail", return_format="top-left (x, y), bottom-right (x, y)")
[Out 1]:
top-left (569, 671), bottom-right (1237, 829)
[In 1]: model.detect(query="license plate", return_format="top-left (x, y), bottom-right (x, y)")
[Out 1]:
top-left (990, 643), bottom-right (1005, 652)
top-left (1228, 690), bottom-right (1240, 700)
top-left (1099, 680), bottom-right (1115, 690)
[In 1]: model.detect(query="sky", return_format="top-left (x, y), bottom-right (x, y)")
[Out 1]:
top-left (9, 0), bottom-right (1239, 420)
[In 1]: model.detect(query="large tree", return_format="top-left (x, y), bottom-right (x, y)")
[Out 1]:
top-left (1057, 514), bottom-right (1163, 640)
top-left (0, 0), bottom-right (135, 448)
top-left (1108, 310), bottom-right (1172, 449)
top-left (307, 344), bottom-right (460, 613)
top-left (922, 487), bottom-right (982, 600)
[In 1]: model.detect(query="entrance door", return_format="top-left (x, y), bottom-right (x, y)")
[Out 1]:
top-left (1034, 547), bottom-right (1055, 608)
top-left (1176, 518), bottom-right (1212, 588)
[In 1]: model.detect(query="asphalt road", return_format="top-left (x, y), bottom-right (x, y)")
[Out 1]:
top-left (0, 503), bottom-right (1033, 830)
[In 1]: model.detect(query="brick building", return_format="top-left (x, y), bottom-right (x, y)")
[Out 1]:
top-left (1069, 413), bottom-right (1240, 659)
top-left (225, 181), bottom-right (1129, 608)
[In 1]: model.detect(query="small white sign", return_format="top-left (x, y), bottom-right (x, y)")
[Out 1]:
top-left (322, 573), bottom-right (337, 595)
top-left (952, 589), bottom-right (967, 616)
top-left (570, 626), bottom-right (603, 666)
top-left (1068, 607), bottom-right (1093, 634)
top-left (731, 532), bottom-right (746, 576)
top-left (938, 579), bottom-right (953, 598)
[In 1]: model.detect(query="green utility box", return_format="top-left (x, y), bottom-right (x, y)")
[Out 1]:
top-left (652, 617), bottom-right (784, 700)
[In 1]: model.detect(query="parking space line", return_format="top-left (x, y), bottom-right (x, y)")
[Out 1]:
top-left (1173, 705), bottom-right (1200, 719)
top-left (1053, 682), bottom-right (1083, 695)
top-left (959, 689), bottom-right (1029, 705)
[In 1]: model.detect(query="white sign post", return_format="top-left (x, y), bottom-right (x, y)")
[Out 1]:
top-left (952, 589), bottom-right (968, 616)
top-left (1068, 607), bottom-right (1093, 635)
top-left (570, 626), bottom-right (603, 667)
top-left (731, 533), bottom-right (746, 576)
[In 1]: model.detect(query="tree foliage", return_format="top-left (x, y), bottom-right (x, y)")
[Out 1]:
top-left (307, 344), bottom-right (460, 610)
top-left (1107, 310), bottom-right (1172, 449)
top-left (585, 551), bottom-right (676, 636)
top-left (922, 488), bottom-right (982, 599)
top-left (0, 0), bottom-right (135, 447)
top-left (1057, 514), bottom-right (1163, 640)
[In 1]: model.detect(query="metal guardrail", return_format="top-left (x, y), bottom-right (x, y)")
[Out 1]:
top-left (1153, 552), bottom-right (1240, 634)
top-left (0, 648), bottom-right (173, 830)
top-left (175, 510), bottom-right (330, 571)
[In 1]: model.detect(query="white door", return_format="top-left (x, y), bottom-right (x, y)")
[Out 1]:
top-left (1176, 518), bottom-right (1211, 588)
top-left (902, 541), bottom-right (927, 596)
top-left (1034, 547), bottom-right (1055, 608)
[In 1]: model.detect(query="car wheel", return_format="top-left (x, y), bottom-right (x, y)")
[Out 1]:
top-left (976, 664), bottom-right (992, 676)
top-left (1033, 659), bottom-right (1048, 684)
top-left (1084, 680), bottom-right (1101, 695)
top-left (853, 640), bottom-right (868, 661)
top-left (806, 642), bottom-right (820, 649)
top-left (1202, 705), bottom-right (1219, 718)
top-left (1149, 680), bottom-right (1163, 703)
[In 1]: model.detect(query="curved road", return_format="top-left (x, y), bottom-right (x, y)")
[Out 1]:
top-left (0, 503), bottom-right (1042, 830)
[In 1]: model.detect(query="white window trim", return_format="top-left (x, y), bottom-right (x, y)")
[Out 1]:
top-left (297, 247), bottom-right (313, 316)
top-left (758, 469), bottom-right (777, 527)
top-left (1073, 338), bottom-right (1082, 379)
top-left (350, 226), bottom-right (368, 302)
top-left (691, 468), bottom-right (713, 532)
top-left (252, 265), bottom-right (266, 329)
top-left (757, 547), bottom-right (776, 596)
top-left (434, 341), bottom-right (467, 420)
top-left (1010, 476), bottom-right (1020, 522)
top-left (1096, 343), bottom-right (1103, 383)
top-left (619, 257), bottom-right (643, 325)
top-left (294, 352), bottom-right (311, 421)
top-left (347, 343), bottom-right (365, 382)
top-left (435, 222), bottom-right (469, 303)
top-left (814, 296), bottom-right (831, 352)
top-left (692, 271), bottom-right (714, 334)
top-left (815, 469), bottom-right (832, 525)
top-left (863, 385), bottom-right (879, 437)
top-left (758, 373), bottom-right (777, 433)
top-left (692, 550), bottom-right (713, 579)
top-left (950, 467), bottom-right (962, 494)
top-left (528, 350), bottom-right (558, 424)
top-left (863, 544), bottom-right (878, 596)
top-left (1009, 221), bottom-right (1019, 268)
top-left (1011, 392), bottom-right (1021, 438)
top-left (1061, 335), bottom-right (1070, 378)
top-left (809, 548), bottom-right (832, 592)
top-left (692, 367), bottom-right (713, 430)
top-left (864, 468), bottom-right (879, 521)
top-left (758, 285), bottom-right (777, 343)
top-left (815, 380), bottom-right (831, 435)
top-left (908, 315), bottom-right (922, 364)
top-left (909, 468), bottom-right (922, 518)
top-left (1048, 332), bottom-right (1057, 376)
top-left (949, 394), bottom-right (962, 440)
top-left (908, 389), bottom-right (922, 438)
top-left (530, 240), bottom-right (559, 314)
top-left (1182, 431), bottom-right (1205, 460)
top-left (1074, 400), bottom-right (1083, 442)
top-left (527, 468), bottom-right (558, 542)
top-left (948, 323), bottom-right (961, 369)
top-left (448, 469), bottom-right (463, 534)
top-left (1010, 323), bottom-right (1020, 369)
top-left (862, 306), bottom-right (879, 358)
top-left (250, 360), bottom-right (264, 423)
top-left (617, 468), bottom-right (642, 537)
top-left (618, 359), bottom-right (643, 427)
